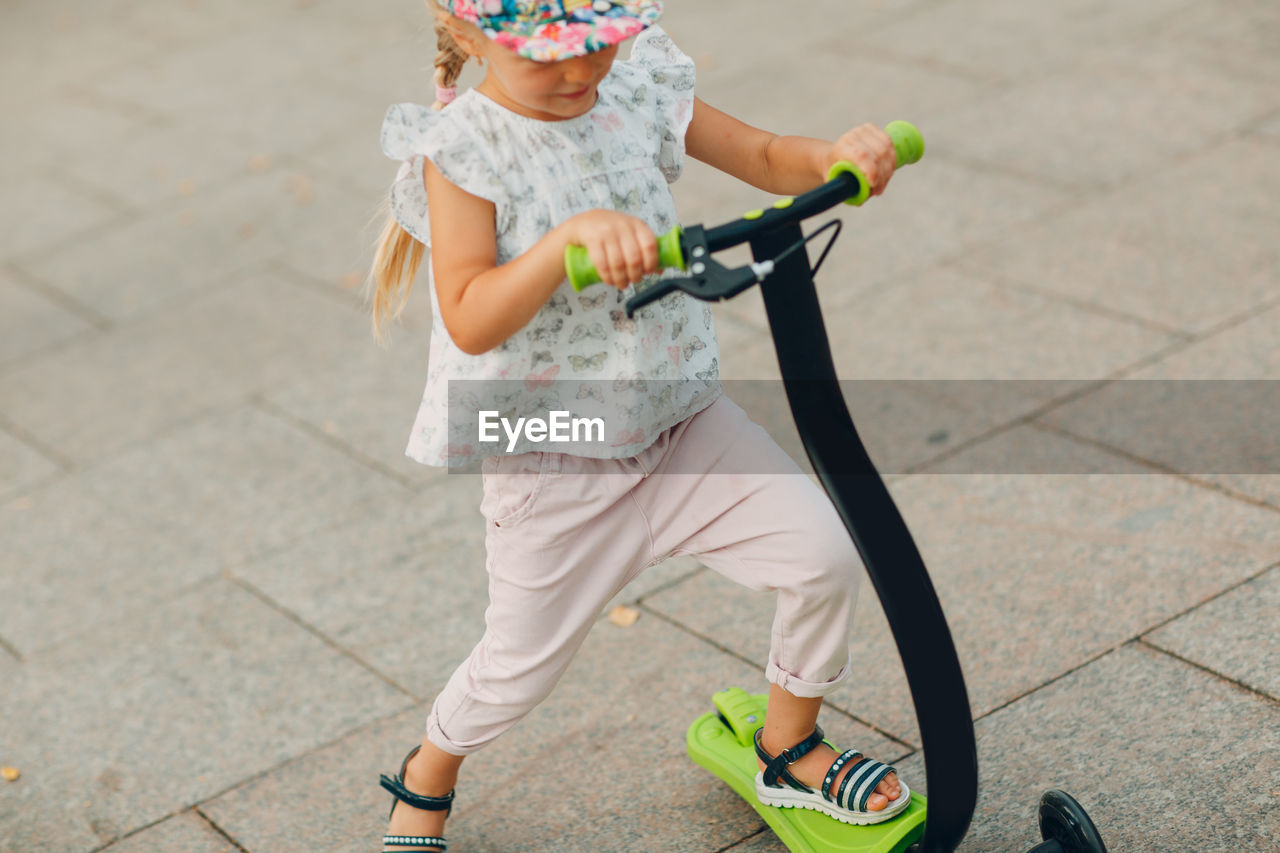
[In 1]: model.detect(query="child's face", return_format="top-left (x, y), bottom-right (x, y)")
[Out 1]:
top-left (481, 42), bottom-right (621, 121)
top-left (441, 13), bottom-right (620, 121)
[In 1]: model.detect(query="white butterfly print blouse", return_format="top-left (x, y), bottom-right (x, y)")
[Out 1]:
top-left (382, 25), bottom-right (720, 467)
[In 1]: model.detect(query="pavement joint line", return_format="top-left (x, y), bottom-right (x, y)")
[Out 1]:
top-left (0, 633), bottom-right (24, 663)
top-left (0, 323), bottom-right (106, 378)
top-left (251, 394), bottom-right (423, 492)
top-left (712, 826), bottom-right (772, 853)
top-left (1136, 638), bottom-right (1280, 708)
top-left (973, 643), bottom-right (1126, 726)
top-left (58, 82), bottom-right (176, 128)
top-left (1025, 420), bottom-right (1280, 516)
top-left (1164, 474), bottom-right (1280, 516)
top-left (226, 572), bottom-right (427, 702)
top-left (888, 300), bottom-right (1247, 476)
top-left (84, 700), bottom-right (431, 853)
top-left (0, 410), bottom-right (77, 473)
top-left (60, 396), bottom-right (250, 480)
top-left (899, 377), bottom-right (1120, 476)
top-left (18, 573), bottom-right (246, 663)
top-left (189, 700), bottom-right (432, 816)
top-left (5, 204), bottom-right (148, 274)
top-left (634, 602), bottom-right (919, 753)
top-left (38, 160), bottom-right (136, 216)
top-left (192, 806), bottom-right (252, 853)
top-left (934, 118), bottom-right (1280, 280)
top-left (1, 260), bottom-right (115, 332)
top-left (970, 267), bottom-right (1196, 340)
top-left (265, 256), bottom-right (371, 315)
top-left (1137, 560), bottom-right (1280, 645)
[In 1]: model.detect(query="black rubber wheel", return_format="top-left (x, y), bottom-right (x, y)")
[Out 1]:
top-left (1038, 790), bottom-right (1107, 853)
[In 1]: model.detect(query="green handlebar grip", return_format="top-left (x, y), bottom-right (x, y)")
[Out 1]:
top-left (827, 120), bottom-right (925, 206)
top-left (566, 225), bottom-right (685, 291)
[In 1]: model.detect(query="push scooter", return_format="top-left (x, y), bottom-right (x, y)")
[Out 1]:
top-left (565, 122), bottom-right (1108, 853)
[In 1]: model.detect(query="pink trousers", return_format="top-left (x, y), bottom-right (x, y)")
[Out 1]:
top-left (426, 394), bottom-right (863, 755)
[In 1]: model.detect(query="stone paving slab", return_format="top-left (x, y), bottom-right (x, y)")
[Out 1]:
top-left (0, 577), bottom-right (414, 853)
top-left (3, 1), bottom-right (1278, 851)
top-left (709, 263), bottom-right (1176, 473)
top-left (0, 172), bottom-right (126, 261)
top-left (1042, 302), bottom-right (1280, 508)
top-left (201, 610), bottom-right (908, 852)
top-left (0, 268), bottom-right (371, 466)
top-left (9, 169), bottom-right (367, 324)
top-left (81, 26), bottom-right (365, 158)
top-left (261, 317), bottom-right (442, 487)
top-left (0, 427), bottom-right (59, 504)
top-left (647, 453), bottom-right (1280, 743)
top-left (0, 478), bottom-right (220, 657)
top-left (1137, 0), bottom-right (1280, 85)
top-left (0, 272), bottom-right (96, 371)
top-left (924, 48), bottom-right (1275, 192)
top-left (851, 0), bottom-right (1201, 83)
top-left (954, 137), bottom-right (1280, 334)
top-left (99, 811), bottom-right (238, 853)
top-left (75, 403), bottom-right (412, 566)
top-left (1146, 566), bottom-right (1280, 701)
top-left (63, 120), bottom-right (268, 212)
top-left (0, 95), bottom-right (146, 186)
top-left (232, 479), bottom-right (489, 693)
top-left (894, 643), bottom-right (1280, 852)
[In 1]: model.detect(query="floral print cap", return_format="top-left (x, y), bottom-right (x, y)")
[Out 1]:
top-left (441, 0), bottom-right (663, 62)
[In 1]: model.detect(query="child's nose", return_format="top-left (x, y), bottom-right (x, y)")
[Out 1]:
top-left (562, 55), bottom-right (604, 84)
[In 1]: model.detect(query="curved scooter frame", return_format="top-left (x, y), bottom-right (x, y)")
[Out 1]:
top-left (724, 177), bottom-right (977, 853)
top-left (568, 143), bottom-right (1107, 853)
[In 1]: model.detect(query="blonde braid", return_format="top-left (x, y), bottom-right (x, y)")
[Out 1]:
top-left (367, 10), bottom-right (474, 341)
top-left (432, 14), bottom-right (471, 111)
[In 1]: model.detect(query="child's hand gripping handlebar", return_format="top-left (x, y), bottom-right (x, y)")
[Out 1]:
top-left (564, 121), bottom-right (924, 298)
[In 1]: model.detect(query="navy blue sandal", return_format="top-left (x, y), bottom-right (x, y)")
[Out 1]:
top-left (380, 745), bottom-right (454, 852)
top-left (753, 726), bottom-right (911, 825)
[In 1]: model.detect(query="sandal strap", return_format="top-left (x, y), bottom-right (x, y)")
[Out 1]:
top-left (838, 757), bottom-right (897, 811)
top-left (379, 773), bottom-right (455, 813)
top-left (820, 748), bottom-right (863, 800)
top-left (382, 835), bottom-right (447, 850)
top-left (753, 725), bottom-right (826, 790)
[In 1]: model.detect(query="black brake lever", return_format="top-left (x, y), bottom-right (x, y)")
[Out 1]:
top-left (624, 224), bottom-right (777, 317)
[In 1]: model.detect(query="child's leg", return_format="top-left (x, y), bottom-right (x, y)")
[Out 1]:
top-left (384, 741), bottom-right (463, 851)
top-left (387, 452), bottom-right (653, 847)
top-left (635, 395), bottom-right (900, 810)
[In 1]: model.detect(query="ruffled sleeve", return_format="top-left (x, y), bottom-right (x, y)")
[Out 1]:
top-left (627, 25), bottom-right (696, 183)
top-left (380, 102), bottom-right (507, 247)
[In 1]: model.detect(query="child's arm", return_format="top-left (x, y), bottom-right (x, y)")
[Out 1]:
top-left (424, 158), bottom-right (658, 355)
top-left (685, 97), bottom-right (898, 198)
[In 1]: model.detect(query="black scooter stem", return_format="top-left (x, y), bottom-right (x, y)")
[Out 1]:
top-left (749, 222), bottom-right (978, 853)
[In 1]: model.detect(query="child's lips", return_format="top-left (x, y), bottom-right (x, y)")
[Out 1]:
top-left (560, 87), bottom-right (591, 99)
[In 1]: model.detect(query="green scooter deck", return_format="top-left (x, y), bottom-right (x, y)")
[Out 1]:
top-left (687, 688), bottom-right (926, 853)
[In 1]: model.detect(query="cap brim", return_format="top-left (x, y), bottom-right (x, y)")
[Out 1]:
top-left (486, 0), bottom-right (663, 62)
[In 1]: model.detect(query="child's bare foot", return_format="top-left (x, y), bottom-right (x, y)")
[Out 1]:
top-left (382, 747), bottom-right (453, 853)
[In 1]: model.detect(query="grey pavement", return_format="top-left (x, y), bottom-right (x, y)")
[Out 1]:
top-left (2, 1), bottom-right (1277, 851)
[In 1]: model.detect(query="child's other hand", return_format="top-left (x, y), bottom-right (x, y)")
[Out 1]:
top-left (566, 210), bottom-right (659, 289)
top-left (829, 124), bottom-right (897, 198)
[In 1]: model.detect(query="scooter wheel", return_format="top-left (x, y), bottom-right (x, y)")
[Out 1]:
top-left (1037, 789), bottom-right (1107, 853)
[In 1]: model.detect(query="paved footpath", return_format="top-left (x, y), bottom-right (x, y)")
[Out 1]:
top-left (2, 1), bottom-right (1277, 850)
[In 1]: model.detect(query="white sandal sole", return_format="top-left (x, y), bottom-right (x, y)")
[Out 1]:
top-left (755, 773), bottom-right (911, 826)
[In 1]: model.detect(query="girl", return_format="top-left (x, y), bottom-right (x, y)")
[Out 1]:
top-left (369, 2), bottom-right (905, 850)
